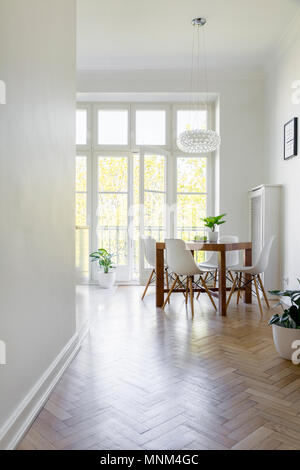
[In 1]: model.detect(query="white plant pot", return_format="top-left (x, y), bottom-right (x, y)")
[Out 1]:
top-left (208, 231), bottom-right (218, 243)
top-left (97, 271), bottom-right (116, 289)
top-left (272, 324), bottom-right (300, 361)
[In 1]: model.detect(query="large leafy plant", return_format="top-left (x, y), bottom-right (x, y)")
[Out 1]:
top-left (202, 213), bottom-right (226, 232)
top-left (269, 281), bottom-right (300, 329)
top-left (89, 248), bottom-right (115, 274)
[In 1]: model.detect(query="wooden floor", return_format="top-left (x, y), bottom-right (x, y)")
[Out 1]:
top-left (18, 286), bottom-right (300, 450)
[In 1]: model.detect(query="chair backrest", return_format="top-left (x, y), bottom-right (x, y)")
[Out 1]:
top-left (221, 235), bottom-right (239, 266)
top-left (254, 235), bottom-right (276, 274)
top-left (142, 237), bottom-right (156, 268)
top-left (165, 239), bottom-right (200, 276)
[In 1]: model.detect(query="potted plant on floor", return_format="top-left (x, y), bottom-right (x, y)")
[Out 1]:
top-left (89, 248), bottom-right (116, 289)
top-left (202, 214), bottom-right (226, 242)
top-left (269, 282), bottom-right (300, 361)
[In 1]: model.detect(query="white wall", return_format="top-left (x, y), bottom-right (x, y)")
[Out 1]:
top-left (265, 16), bottom-right (300, 290)
top-left (77, 69), bottom-right (265, 241)
top-left (0, 0), bottom-right (76, 447)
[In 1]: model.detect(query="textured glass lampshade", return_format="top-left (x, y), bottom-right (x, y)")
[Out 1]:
top-left (177, 129), bottom-right (221, 154)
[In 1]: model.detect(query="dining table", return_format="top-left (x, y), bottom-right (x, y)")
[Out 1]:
top-left (155, 241), bottom-right (253, 316)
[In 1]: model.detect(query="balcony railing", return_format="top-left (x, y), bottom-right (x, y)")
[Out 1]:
top-left (75, 225), bottom-right (206, 281)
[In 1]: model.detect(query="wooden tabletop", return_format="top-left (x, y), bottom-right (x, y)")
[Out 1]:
top-left (156, 241), bottom-right (252, 252)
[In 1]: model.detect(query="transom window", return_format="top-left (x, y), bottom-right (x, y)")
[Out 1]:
top-left (75, 103), bottom-right (215, 283)
top-left (98, 110), bottom-right (128, 145)
top-left (136, 110), bottom-right (166, 145)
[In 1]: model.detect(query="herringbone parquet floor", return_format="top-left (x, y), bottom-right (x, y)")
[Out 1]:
top-left (18, 286), bottom-right (300, 450)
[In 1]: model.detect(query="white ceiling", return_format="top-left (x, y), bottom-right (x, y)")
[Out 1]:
top-left (77, 0), bottom-right (300, 71)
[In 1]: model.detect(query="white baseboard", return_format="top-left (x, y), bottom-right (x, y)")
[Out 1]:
top-left (0, 329), bottom-right (87, 450)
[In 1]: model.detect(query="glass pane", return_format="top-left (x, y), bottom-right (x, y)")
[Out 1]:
top-left (177, 194), bottom-right (206, 238)
top-left (133, 155), bottom-right (140, 277)
top-left (136, 110), bottom-right (166, 145)
top-left (177, 110), bottom-right (207, 138)
top-left (97, 193), bottom-right (127, 227)
top-left (144, 192), bottom-right (165, 241)
top-left (76, 193), bottom-right (87, 226)
top-left (144, 154), bottom-right (165, 192)
top-left (98, 110), bottom-right (128, 145)
top-left (75, 156), bottom-right (87, 192)
top-left (76, 109), bottom-right (87, 145)
top-left (177, 157), bottom-right (206, 193)
top-left (97, 194), bottom-right (128, 265)
top-left (98, 157), bottom-right (128, 192)
top-left (76, 227), bottom-right (89, 276)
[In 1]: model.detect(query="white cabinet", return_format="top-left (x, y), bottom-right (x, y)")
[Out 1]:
top-left (249, 184), bottom-right (281, 296)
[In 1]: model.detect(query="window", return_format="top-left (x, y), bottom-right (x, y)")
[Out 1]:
top-left (176, 156), bottom-right (207, 262)
top-left (136, 110), bottom-right (166, 145)
top-left (75, 156), bottom-right (87, 225)
top-left (76, 103), bottom-right (215, 282)
top-left (98, 109), bottom-right (128, 145)
top-left (76, 109), bottom-right (87, 145)
top-left (97, 156), bottom-right (128, 266)
top-left (144, 154), bottom-right (166, 240)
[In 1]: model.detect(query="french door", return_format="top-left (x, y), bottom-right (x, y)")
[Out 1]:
top-left (90, 148), bottom-right (168, 283)
top-left (92, 153), bottom-right (132, 282)
top-left (137, 147), bottom-right (169, 284)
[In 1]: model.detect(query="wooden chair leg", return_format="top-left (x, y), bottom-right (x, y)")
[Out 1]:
top-left (141, 269), bottom-right (155, 300)
top-left (189, 277), bottom-right (194, 317)
top-left (228, 270), bottom-right (234, 283)
top-left (213, 269), bottom-right (218, 288)
top-left (165, 268), bottom-right (170, 304)
top-left (257, 274), bottom-right (270, 309)
top-left (254, 275), bottom-right (263, 317)
top-left (237, 273), bottom-right (242, 305)
top-left (200, 277), bottom-right (217, 311)
top-left (226, 274), bottom-right (238, 309)
top-left (181, 277), bottom-right (188, 301)
top-left (185, 280), bottom-right (189, 304)
top-left (162, 275), bottom-right (179, 309)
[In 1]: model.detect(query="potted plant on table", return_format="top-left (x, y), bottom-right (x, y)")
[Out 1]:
top-left (269, 282), bottom-right (300, 361)
top-left (89, 248), bottom-right (116, 289)
top-left (202, 214), bottom-right (226, 242)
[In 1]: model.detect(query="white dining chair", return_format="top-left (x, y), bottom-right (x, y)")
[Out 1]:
top-left (163, 239), bottom-right (217, 316)
top-left (197, 235), bottom-right (240, 298)
top-left (141, 237), bottom-right (170, 301)
top-left (226, 236), bottom-right (275, 316)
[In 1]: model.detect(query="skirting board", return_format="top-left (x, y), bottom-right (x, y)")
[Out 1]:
top-left (0, 327), bottom-right (89, 450)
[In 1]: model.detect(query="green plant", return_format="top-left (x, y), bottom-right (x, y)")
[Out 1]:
top-left (269, 281), bottom-right (300, 329)
top-left (89, 248), bottom-right (115, 274)
top-left (202, 214), bottom-right (226, 232)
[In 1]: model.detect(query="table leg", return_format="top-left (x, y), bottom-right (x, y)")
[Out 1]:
top-left (244, 248), bottom-right (252, 304)
top-left (218, 251), bottom-right (227, 316)
top-left (156, 246), bottom-right (165, 307)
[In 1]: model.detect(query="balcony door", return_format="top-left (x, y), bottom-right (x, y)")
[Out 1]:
top-left (137, 148), bottom-right (168, 284)
top-left (93, 154), bottom-right (132, 282)
top-left (92, 149), bottom-right (168, 283)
